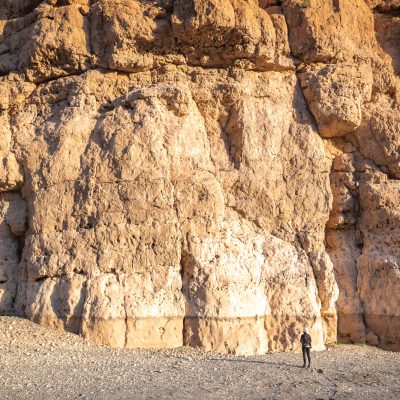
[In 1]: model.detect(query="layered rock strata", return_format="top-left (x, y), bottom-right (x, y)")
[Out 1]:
top-left (0, 0), bottom-right (399, 353)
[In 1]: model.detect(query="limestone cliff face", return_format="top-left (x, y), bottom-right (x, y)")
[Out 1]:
top-left (0, 0), bottom-right (398, 354)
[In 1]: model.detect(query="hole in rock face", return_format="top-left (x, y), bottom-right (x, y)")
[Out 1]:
top-left (160, 0), bottom-right (174, 13)
top-left (258, 0), bottom-right (283, 8)
top-left (332, 0), bottom-right (340, 12)
top-left (16, 235), bottom-right (26, 262)
top-left (78, 215), bottom-right (96, 230)
top-left (179, 251), bottom-right (189, 295)
top-left (53, 0), bottom-right (77, 6)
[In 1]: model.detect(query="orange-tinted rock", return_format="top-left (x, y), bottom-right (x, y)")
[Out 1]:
top-left (0, 0), bottom-right (399, 354)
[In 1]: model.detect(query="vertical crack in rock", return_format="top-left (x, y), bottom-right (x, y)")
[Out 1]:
top-left (9, 209), bottom-right (27, 314)
top-left (78, 278), bottom-right (89, 337)
top-left (222, 105), bottom-right (244, 170)
top-left (179, 251), bottom-right (187, 346)
top-left (121, 275), bottom-right (128, 349)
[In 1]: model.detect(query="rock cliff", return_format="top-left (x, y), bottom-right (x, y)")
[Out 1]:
top-left (0, 0), bottom-right (399, 354)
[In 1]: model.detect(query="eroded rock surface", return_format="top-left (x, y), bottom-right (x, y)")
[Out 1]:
top-left (0, 0), bottom-right (399, 353)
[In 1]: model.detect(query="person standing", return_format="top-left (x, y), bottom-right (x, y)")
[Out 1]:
top-left (300, 328), bottom-right (312, 368)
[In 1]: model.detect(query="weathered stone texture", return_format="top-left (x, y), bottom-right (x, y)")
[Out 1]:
top-left (358, 177), bottom-right (400, 350)
top-left (0, 0), bottom-right (399, 354)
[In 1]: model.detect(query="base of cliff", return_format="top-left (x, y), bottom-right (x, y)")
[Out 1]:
top-left (1, 316), bottom-right (399, 400)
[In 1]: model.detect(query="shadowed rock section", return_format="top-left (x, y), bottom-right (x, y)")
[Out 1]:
top-left (0, 0), bottom-right (399, 353)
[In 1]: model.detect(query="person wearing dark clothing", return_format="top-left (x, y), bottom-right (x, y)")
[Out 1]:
top-left (300, 328), bottom-right (312, 368)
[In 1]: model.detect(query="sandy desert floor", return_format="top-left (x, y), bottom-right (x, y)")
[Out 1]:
top-left (0, 316), bottom-right (399, 400)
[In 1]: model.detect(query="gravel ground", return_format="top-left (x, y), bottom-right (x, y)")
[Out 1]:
top-left (0, 317), bottom-right (399, 400)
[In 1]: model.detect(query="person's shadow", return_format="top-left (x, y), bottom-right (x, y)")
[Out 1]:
top-left (208, 358), bottom-right (304, 369)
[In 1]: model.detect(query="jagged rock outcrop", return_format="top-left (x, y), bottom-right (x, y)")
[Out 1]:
top-left (0, 0), bottom-right (399, 354)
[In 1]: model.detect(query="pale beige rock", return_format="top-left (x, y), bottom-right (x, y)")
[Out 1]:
top-left (81, 274), bottom-right (127, 347)
top-left (0, 0), bottom-right (399, 355)
top-left (182, 217), bottom-right (331, 354)
top-left (7, 67), bottom-right (336, 354)
top-left (25, 275), bottom-right (86, 334)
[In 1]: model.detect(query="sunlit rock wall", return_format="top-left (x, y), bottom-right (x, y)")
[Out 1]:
top-left (0, 0), bottom-right (399, 353)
